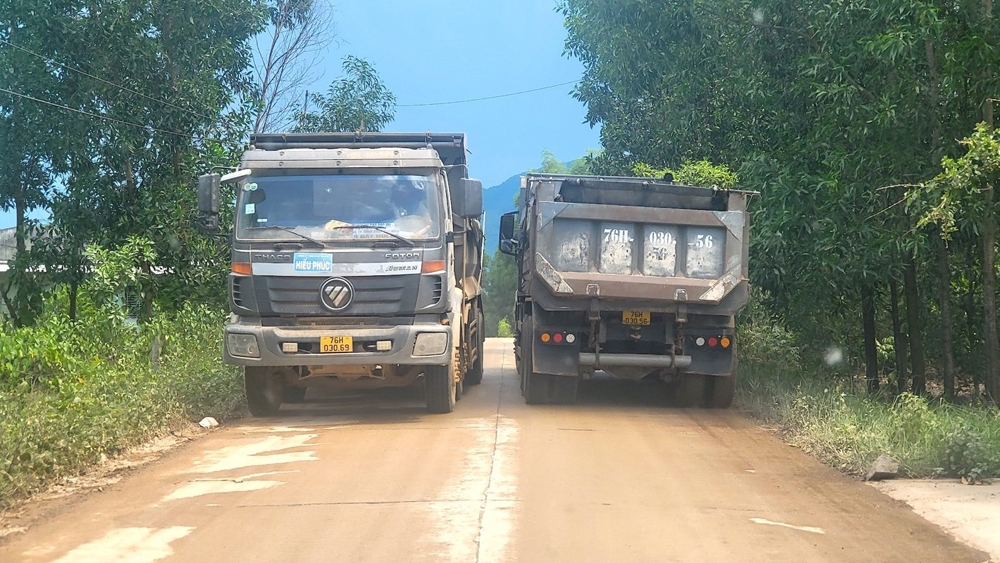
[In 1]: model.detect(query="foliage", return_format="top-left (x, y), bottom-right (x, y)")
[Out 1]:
top-left (737, 355), bottom-right (1000, 478)
top-left (497, 317), bottom-right (514, 338)
top-left (533, 150), bottom-right (595, 175)
top-left (295, 55), bottom-right (396, 133)
top-left (633, 160), bottom-right (739, 189)
top-left (1, 0), bottom-right (267, 321)
top-left (912, 123), bottom-right (1000, 238)
top-left (0, 300), bottom-right (242, 508)
top-left (482, 251), bottom-right (517, 337)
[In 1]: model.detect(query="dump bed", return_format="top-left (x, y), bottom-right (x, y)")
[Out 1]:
top-left (523, 174), bottom-right (751, 314)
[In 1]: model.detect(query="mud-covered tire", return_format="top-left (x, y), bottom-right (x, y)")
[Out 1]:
top-left (282, 385), bottom-right (307, 403)
top-left (245, 367), bottom-right (283, 416)
top-left (549, 375), bottom-right (579, 404)
top-left (707, 376), bottom-right (735, 408)
top-left (675, 374), bottom-right (707, 408)
top-left (465, 309), bottom-right (485, 386)
top-left (425, 349), bottom-right (457, 413)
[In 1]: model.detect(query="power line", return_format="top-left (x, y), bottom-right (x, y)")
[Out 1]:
top-left (397, 80), bottom-right (579, 107)
top-left (0, 38), bottom-right (218, 123)
top-left (0, 86), bottom-right (190, 138)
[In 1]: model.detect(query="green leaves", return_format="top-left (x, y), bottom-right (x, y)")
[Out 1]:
top-left (294, 55), bottom-right (396, 133)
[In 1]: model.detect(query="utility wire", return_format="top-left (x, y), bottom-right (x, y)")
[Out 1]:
top-left (0, 38), bottom-right (218, 123)
top-left (0, 86), bottom-right (190, 138)
top-left (397, 80), bottom-right (579, 107)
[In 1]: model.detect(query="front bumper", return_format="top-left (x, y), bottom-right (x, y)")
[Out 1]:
top-left (224, 321), bottom-right (452, 367)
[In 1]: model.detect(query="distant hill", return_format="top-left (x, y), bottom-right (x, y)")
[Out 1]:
top-left (482, 172), bottom-right (522, 254)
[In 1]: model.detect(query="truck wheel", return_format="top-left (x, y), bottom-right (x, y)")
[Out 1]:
top-left (521, 322), bottom-right (550, 404)
top-left (425, 348), bottom-right (458, 413)
top-left (675, 374), bottom-right (707, 408)
top-left (282, 385), bottom-right (307, 403)
top-left (549, 375), bottom-right (579, 404)
top-left (465, 309), bottom-right (485, 386)
top-left (245, 367), bottom-right (283, 416)
top-left (707, 376), bottom-right (735, 408)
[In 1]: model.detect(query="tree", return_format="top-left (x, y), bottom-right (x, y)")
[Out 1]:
top-left (1, 0), bottom-right (267, 321)
top-left (560, 0), bottom-right (1000, 400)
top-left (253, 0), bottom-right (335, 133)
top-left (295, 56), bottom-right (396, 133)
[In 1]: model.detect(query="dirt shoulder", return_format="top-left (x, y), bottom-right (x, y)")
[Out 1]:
top-left (873, 480), bottom-right (1000, 561)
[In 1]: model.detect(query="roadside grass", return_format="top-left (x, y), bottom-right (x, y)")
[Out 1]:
top-left (736, 324), bottom-right (1000, 479)
top-left (0, 304), bottom-right (243, 509)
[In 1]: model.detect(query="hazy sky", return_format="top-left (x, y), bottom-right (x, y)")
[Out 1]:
top-left (0, 0), bottom-right (600, 228)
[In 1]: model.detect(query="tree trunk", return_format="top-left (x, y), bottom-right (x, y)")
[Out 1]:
top-left (983, 0), bottom-right (999, 403)
top-left (983, 185), bottom-right (999, 402)
top-left (904, 254), bottom-right (926, 395)
top-left (964, 246), bottom-right (982, 399)
top-left (889, 277), bottom-right (909, 394)
top-left (862, 286), bottom-right (879, 394)
top-left (69, 277), bottom-right (78, 321)
top-left (937, 237), bottom-right (956, 401)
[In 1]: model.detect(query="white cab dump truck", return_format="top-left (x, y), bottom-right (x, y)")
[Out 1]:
top-left (197, 133), bottom-right (486, 415)
top-left (498, 174), bottom-right (752, 407)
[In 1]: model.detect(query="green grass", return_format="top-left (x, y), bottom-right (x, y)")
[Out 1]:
top-left (0, 304), bottom-right (244, 508)
top-left (736, 365), bottom-right (1000, 479)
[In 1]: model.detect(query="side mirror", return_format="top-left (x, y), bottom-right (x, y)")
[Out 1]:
top-left (198, 173), bottom-right (221, 215)
top-left (454, 178), bottom-right (483, 218)
top-left (498, 211), bottom-right (518, 256)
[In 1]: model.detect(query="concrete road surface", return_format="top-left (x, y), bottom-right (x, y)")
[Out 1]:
top-left (0, 339), bottom-right (987, 562)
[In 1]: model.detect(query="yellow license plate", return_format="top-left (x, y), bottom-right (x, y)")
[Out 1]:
top-left (622, 311), bottom-right (651, 326)
top-left (320, 336), bottom-right (353, 353)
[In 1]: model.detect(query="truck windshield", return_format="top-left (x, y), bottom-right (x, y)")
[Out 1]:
top-left (235, 173), bottom-right (442, 242)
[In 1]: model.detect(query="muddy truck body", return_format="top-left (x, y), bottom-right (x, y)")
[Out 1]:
top-left (197, 133), bottom-right (486, 415)
top-left (498, 174), bottom-right (751, 407)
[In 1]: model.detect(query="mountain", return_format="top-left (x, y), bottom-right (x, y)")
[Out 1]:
top-left (482, 172), bottom-right (522, 254)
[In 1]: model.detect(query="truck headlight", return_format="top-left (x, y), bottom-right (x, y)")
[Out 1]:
top-left (228, 333), bottom-right (260, 358)
top-left (413, 333), bottom-right (449, 356)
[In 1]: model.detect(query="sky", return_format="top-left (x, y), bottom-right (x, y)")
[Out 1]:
top-left (316, 0), bottom-right (601, 187)
top-left (0, 0), bottom-right (600, 229)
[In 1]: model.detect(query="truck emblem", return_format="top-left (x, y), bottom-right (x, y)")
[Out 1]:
top-left (320, 278), bottom-right (354, 311)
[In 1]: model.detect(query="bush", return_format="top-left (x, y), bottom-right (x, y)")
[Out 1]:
top-left (0, 303), bottom-right (242, 508)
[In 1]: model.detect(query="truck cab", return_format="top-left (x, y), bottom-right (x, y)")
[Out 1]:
top-left (198, 133), bottom-right (486, 415)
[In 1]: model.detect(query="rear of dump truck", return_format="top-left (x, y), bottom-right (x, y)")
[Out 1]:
top-left (498, 174), bottom-right (751, 407)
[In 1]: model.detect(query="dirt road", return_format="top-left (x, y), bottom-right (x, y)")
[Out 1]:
top-left (0, 339), bottom-right (987, 562)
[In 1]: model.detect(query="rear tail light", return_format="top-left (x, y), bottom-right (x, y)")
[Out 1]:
top-left (539, 331), bottom-right (576, 345)
top-left (694, 336), bottom-right (732, 348)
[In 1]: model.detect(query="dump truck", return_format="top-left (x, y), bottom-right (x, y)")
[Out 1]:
top-left (197, 132), bottom-right (485, 415)
top-left (498, 173), bottom-right (751, 407)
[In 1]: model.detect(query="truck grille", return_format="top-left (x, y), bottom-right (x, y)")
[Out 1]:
top-left (263, 275), bottom-right (420, 316)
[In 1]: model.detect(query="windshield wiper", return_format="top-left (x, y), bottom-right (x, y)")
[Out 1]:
top-left (328, 224), bottom-right (415, 247)
top-left (248, 225), bottom-right (325, 247)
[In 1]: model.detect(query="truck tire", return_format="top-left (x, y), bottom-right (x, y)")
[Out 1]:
top-left (675, 374), bottom-right (707, 408)
top-left (549, 375), bottom-right (579, 404)
top-left (245, 367), bottom-right (283, 416)
top-left (282, 386), bottom-right (307, 403)
top-left (425, 348), bottom-right (457, 413)
top-left (521, 322), bottom-right (550, 404)
top-left (465, 309), bottom-right (485, 386)
top-left (707, 376), bottom-right (735, 408)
